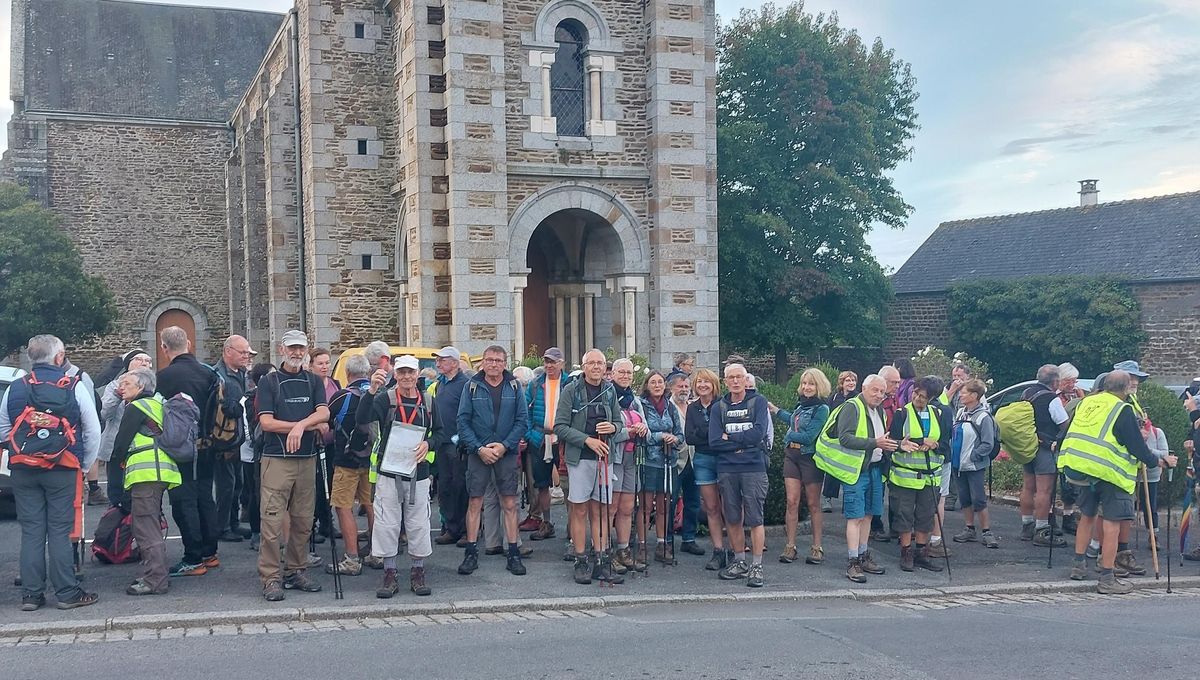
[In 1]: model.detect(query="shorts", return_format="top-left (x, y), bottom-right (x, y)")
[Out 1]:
top-left (1075, 478), bottom-right (1135, 521)
top-left (531, 441), bottom-right (559, 490)
top-left (566, 459), bottom-right (616, 504)
top-left (718, 471), bottom-right (769, 528)
top-left (330, 466), bottom-right (372, 509)
top-left (782, 448), bottom-right (823, 485)
top-left (692, 453), bottom-right (719, 486)
top-left (1022, 446), bottom-right (1058, 476)
top-left (641, 465), bottom-right (679, 496)
top-left (888, 484), bottom-right (937, 534)
top-left (957, 469), bottom-right (987, 512)
top-left (613, 462), bottom-right (637, 494)
top-left (842, 464), bottom-right (884, 520)
top-left (466, 452), bottom-right (520, 498)
top-left (938, 462), bottom-right (952, 497)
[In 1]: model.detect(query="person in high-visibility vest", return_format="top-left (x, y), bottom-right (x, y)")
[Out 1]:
top-left (109, 367), bottom-right (182, 596)
top-left (887, 376), bottom-right (952, 573)
top-left (1059, 370), bottom-right (1175, 594)
top-left (815, 374), bottom-right (899, 584)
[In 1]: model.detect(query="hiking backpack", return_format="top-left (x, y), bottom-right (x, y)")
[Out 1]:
top-left (91, 506), bottom-right (139, 564)
top-left (993, 400), bottom-right (1039, 464)
top-left (6, 371), bottom-right (82, 469)
top-left (330, 383), bottom-right (375, 460)
top-left (199, 366), bottom-right (239, 451)
top-left (143, 394), bottom-right (200, 464)
top-left (956, 411), bottom-right (1002, 465)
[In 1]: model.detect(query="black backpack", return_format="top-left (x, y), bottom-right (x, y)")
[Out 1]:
top-left (199, 366), bottom-right (239, 451)
top-left (91, 507), bottom-right (139, 565)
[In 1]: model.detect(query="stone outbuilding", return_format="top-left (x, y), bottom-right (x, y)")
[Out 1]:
top-left (886, 183), bottom-right (1200, 383)
top-left (4, 0), bottom-right (720, 370)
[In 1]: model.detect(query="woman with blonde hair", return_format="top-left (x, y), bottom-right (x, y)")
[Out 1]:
top-left (684, 368), bottom-right (731, 570)
top-left (830, 371), bottom-right (858, 408)
top-left (769, 368), bottom-right (832, 565)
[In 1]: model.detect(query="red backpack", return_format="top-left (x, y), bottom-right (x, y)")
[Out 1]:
top-left (6, 371), bottom-right (82, 470)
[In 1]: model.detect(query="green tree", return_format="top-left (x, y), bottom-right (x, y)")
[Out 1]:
top-left (946, 276), bottom-right (1145, 387)
top-left (0, 183), bottom-right (116, 358)
top-left (718, 2), bottom-right (919, 383)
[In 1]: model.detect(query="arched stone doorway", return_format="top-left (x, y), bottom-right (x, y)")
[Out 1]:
top-left (143, 297), bottom-right (210, 367)
top-left (508, 183), bottom-right (649, 366)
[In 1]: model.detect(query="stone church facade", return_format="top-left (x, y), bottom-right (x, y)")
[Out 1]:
top-left (3, 0), bottom-right (719, 370)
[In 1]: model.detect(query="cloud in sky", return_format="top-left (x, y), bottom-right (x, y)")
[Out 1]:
top-left (2, 0), bottom-right (1198, 272)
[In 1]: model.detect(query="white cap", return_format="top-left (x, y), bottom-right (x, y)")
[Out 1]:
top-left (433, 346), bottom-right (461, 361)
top-left (395, 355), bottom-right (420, 371)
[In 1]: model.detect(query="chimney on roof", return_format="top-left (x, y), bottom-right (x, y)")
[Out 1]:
top-left (1078, 179), bottom-right (1099, 207)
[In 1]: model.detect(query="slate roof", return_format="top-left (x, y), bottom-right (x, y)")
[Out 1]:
top-left (890, 191), bottom-right (1200, 295)
top-left (20, 0), bottom-right (283, 122)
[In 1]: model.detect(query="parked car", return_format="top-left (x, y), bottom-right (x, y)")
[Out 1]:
top-left (986, 378), bottom-right (1094, 414)
top-left (0, 366), bottom-right (28, 509)
top-left (330, 346), bottom-right (477, 387)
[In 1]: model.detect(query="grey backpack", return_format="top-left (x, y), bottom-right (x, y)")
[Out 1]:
top-left (147, 394), bottom-right (200, 464)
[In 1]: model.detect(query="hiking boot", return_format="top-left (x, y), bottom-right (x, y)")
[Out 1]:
top-left (719, 559), bottom-right (750, 580)
top-left (1020, 522), bottom-right (1036, 541)
top-left (1070, 562), bottom-right (1088, 581)
top-left (926, 541), bottom-right (951, 558)
top-left (610, 548), bottom-right (629, 574)
top-left (263, 579), bottom-right (285, 601)
top-left (1061, 512), bottom-right (1079, 535)
top-left (846, 558), bottom-right (867, 583)
top-left (56, 591), bottom-right (99, 610)
top-left (1185, 546), bottom-right (1200, 562)
top-left (484, 545), bottom-right (504, 556)
top-left (805, 545), bottom-right (824, 565)
top-left (434, 531), bottom-right (459, 545)
top-left (362, 555), bottom-right (385, 570)
top-left (506, 553), bottom-right (527, 576)
top-left (705, 548), bottom-right (727, 571)
top-left (1033, 527), bottom-right (1067, 547)
top-left (410, 567), bottom-right (431, 596)
top-left (1085, 544), bottom-right (1100, 560)
top-left (953, 527), bottom-right (978, 543)
top-left (20, 594), bottom-right (45, 611)
top-left (168, 561), bottom-right (207, 577)
top-left (821, 497), bottom-right (833, 513)
top-left (283, 571), bottom-right (322, 592)
top-left (219, 530), bottom-right (244, 543)
top-left (530, 520), bottom-right (556, 541)
top-left (869, 529), bottom-right (891, 543)
top-left (306, 553), bottom-right (323, 569)
top-left (746, 563), bottom-right (765, 588)
top-left (619, 547), bottom-right (648, 573)
top-left (202, 554), bottom-right (220, 569)
top-left (914, 546), bottom-right (944, 572)
top-left (597, 553), bottom-right (624, 585)
top-left (1093, 559), bottom-right (1130, 577)
top-left (377, 569), bottom-right (399, 598)
top-left (458, 551), bottom-right (479, 575)
top-left (900, 545), bottom-right (915, 572)
top-left (1096, 574), bottom-right (1133, 595)
top-left (87, 486), bottom-right (108, 506)
top-left (980, 530), bottom-right (1000, 549)
top-left (1115, 550), bottom-right (1146, 576)
top-left (126, 579), bottom-right (166, 596)
top-left (680, 540), bottom-right (705, 555)
top-left (654, 542), bottom-right (675, 564)
top-left (325, 553), bottom-right (362, 576)
top-left (249, 533), bottom-right (261, 551)
top-left (456, 536), bottom-right (469, 548)
top-left (519, 515), bottom-right (542, 532)
top-left (779, 544), bottom-right (799, 564)
top-left (573, 555), bottom-right (593, 584)
top-left (860, 550), bottom-right (885, 575)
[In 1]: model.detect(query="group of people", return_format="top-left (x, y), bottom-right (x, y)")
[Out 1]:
top-left (2, 331), bottom-right (1193, 611)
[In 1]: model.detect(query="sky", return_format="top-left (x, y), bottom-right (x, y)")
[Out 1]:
top-left (2, 0), bottom-right (1198, 270)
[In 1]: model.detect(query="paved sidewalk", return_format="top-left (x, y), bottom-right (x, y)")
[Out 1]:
top-left (2, 491), bottom-right (1194, 632)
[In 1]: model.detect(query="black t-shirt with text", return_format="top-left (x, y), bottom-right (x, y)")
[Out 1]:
top-left (256, 366), bottom-right (327, 458)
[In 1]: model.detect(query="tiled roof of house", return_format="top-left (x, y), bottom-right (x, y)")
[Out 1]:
top-left (891, 190), bottom-right (1200, 294)
top-left (21, 0), bottom-right (283, 121)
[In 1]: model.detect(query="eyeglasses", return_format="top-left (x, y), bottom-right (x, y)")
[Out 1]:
top-left (482, 357), bottom-right (506, 364)
top-left (582, 360), bottom-right (605, 366)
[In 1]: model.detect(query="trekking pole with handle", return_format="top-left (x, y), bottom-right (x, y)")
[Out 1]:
top-left (663, 442), bottom-right (676, 567)
top-left (318, 446), bottom-right (343, 599)
top-left (924, 449), bottom-right (951, 580)
top-left (1046, 470), bottom-right (1058, 569)
top-left (1141, 465), bottom-right (1161, 579)
top-left (1166, 465), bottom-right (1173, 592)
top-left (634, 441), bottom-right (649, 578)
top-left (597, 441), bottom-right (613, 587)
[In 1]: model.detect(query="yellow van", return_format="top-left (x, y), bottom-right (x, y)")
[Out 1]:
top-left (331, 346), bottom-right (475, 386)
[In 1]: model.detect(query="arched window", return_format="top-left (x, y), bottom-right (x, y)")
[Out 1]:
top-left (551, 20), bottom-right (587, 137)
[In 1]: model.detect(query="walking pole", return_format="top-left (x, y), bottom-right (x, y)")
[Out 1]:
top-left (597, 443), bottom-right (613, 587)
top-left (924, 450), bottom-right (951, 580)
top-left (318, 446), bottom-right (343, 599)
top-left (1166, 466), bottom-right (1174, 592)
top-left (634, 442), bottom-right (649, 578)
top-left (1046, 472), bottom-right (1058, 570)
top-left (1141, 466), bottom-right (1161, 580)
top-left (662, 444), bottom-right (675, 567)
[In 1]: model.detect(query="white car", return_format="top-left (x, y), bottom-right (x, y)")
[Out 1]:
top-left (0, 366), bottom-right (28, 504)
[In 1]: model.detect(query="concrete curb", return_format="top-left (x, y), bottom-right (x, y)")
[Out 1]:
top-left (4, 575), bottom-right (1198, 638)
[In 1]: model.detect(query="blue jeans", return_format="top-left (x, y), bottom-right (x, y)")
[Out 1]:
top-left (678, 459), bottom-right (702, 542)
top-left (842, 464), bottom-right (884, 520)
top-left (12, 467), bottom-right (85, 602)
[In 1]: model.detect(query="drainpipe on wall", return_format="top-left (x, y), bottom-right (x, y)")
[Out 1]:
top-left (290, 9), bottom-right (308, 333)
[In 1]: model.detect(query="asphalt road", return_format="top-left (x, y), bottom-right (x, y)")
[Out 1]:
top-left (4, 592), bottom-right (1198, 679)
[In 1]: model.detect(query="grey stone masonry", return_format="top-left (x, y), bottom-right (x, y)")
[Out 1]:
top-left (643, 0), bottom-right (719, 369)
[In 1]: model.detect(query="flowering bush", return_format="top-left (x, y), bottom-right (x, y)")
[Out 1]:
top-left (911, 346), bottom-right (990, 383)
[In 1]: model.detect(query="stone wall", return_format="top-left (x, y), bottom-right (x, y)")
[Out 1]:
top-left (883, 292), bottom-right (953, 363)
top-left (44, 119), bottom-right (232, 368)
top-left (1133, 281), bottom-right (1200, 382)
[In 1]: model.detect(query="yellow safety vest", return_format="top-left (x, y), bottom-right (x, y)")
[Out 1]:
top-left (123, 396), bottom-right (183, 490)
top-left (888, 402), bottom-right (943, 490)
top-left (937, 390), bottom-right (950, 406)
top-left (1057, 392), bottom-right (1139, 494)
top-left (814, 397), bottom-right (869, 485)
